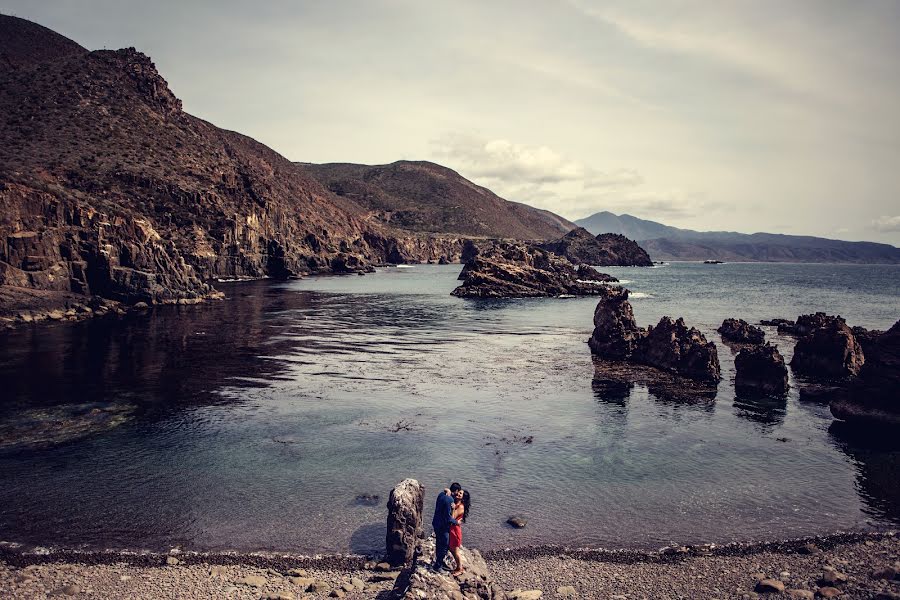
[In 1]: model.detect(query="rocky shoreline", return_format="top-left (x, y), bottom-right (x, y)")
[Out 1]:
top-left (1, 532), bottom-right (898, 599)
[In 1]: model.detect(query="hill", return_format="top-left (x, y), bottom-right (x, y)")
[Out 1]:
top-left (575, 211), bottom-right (900, 264)
top-left (298, 160), bottom-right (575, 240)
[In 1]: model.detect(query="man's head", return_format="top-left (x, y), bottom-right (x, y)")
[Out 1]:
top-left (449, 482), bottom-right (462, 494)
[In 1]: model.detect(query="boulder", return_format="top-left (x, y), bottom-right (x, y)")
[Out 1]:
top-left (735, 343), bottom-right (789, 396)
top-left (633, 317), bottom-right (721, 383)
top-left (385, 478), bottom-right (425, 566)
top-left (755, 578), bottom-right (785, 593)
top-left (451, 242), bottom-right (617, 298)
top-left (718, 318), bottom-right (765, 344)
top-left (830, 320), bottom-right (900, 428)
top-left (391, 534), bottom-right (506, 600)
top-left (588, 286), bottom-right (643, 360)
top-left (791, 316), bottom-right (865, 380)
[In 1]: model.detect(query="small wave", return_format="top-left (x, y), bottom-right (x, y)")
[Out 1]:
top-left (395, 265), bottom-right (415, 269)
top-left (629, 292), bottom-right (654, 298)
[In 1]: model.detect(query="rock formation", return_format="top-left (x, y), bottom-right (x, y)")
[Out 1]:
top-left (830, 319), bottom-right (900, 428)
top-left (589, 288), bottom-right (721, 383)
top-left (735, 343), bottom-right (789, 396)
top-left (791, 315), bottom-right (865, 380)
top-left (851, 326), bottom-right (883, 356)
top-left (451, 242), bottom-right (617, 298)
top-left (718, 318), bottom-right (765, 344)
top-left (385, 478), bottom-right (425, 567)
top-left (538, 227), bottom-right (653, 266)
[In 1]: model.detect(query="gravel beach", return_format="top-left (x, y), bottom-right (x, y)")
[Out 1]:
top-left (2, 533), bottom-right (898, 599)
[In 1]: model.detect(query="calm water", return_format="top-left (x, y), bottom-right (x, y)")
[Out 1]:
top-left (0, 262), bottom-right (898, 554)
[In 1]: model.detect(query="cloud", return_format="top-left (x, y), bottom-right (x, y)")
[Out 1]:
top-left (872, 216), bottom-right (900, 232)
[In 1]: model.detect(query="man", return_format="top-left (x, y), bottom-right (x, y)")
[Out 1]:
top-left (431, 482), bottom-right (461, 572)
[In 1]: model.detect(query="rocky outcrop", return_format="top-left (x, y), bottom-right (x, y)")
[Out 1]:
top-left (451, 242), bottom-right (617, 298)
top-left (718, 318), bottom-right (765, 344)
top-left (831, 320), bottom-right (900, 428)
top-left (538, 227), bottom-right (652, 266)
top-left (392, 534), bottom-right (506, 600)
top-left (385, 479), bottom-right (424, 567)
top-left (852, 326), bottom-right (883, 356)
top-left (589, 288), bottom-right (721, 383)
top-left (791, 315), bottom-right (865, 380)
top-left (735, 343), bottom-right (789, 397)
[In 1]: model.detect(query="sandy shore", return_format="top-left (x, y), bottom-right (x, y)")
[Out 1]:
top-left (1, 533), bottom-right (898, 599)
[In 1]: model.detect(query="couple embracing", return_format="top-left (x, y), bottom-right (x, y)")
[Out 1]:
top-left (431, 482), bottom-right (471, 576)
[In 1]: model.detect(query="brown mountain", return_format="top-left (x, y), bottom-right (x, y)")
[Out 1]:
top-left (538, 227), bottom-right (653, 266)
top-left (2, 15), bottom-right (582, 323)
top-left (298, 161), bottom-right (575, 240)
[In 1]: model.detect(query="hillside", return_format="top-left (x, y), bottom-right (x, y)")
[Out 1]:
top-left (0, 14), bottom-right (475, 320)
top-left (298, 161), bottom-right (575, 240)
top-left (576, 211), bottom-right (900, 264)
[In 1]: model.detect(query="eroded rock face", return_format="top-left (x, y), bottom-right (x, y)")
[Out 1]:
top-left (392, 534), bottom-right (506, 600)
top-left (634, 317), bottom-right (721, 383)
top-left (718, 318), bottom-right (765, 345)
top-left (589, 290), bottom-right (721, 383)
top-left (735, 343), bottom-right (789, 397)
top-left (385, 478), bottom-right (425, 567)
top-left (539, 227), bottom-right (653, 267)
top-left (791, 316), bottom-right (865, 380)
top-left (831, 319), bottom-right (900, 428)
top-left (451, 242), bottom-right (617, 298)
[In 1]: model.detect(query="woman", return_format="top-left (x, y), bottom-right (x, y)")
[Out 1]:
top-left (448, 488), bottom-right (470, 576)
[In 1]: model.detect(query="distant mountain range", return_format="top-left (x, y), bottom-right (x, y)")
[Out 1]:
top-left (575, 211), bottom-right (900, 264)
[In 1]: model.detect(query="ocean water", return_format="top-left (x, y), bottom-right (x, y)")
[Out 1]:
top-left (0, 262), bottom-right (898, 555)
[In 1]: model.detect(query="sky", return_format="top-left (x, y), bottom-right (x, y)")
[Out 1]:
top-left (4, 0), bottom-right (900, 244)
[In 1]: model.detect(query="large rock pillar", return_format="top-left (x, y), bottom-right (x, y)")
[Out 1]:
top-left (385, 478), bottom-right (424, 566)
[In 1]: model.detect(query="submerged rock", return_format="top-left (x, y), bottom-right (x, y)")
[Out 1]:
top-left (451, 242), bottom-right (617, 298)
top-left (385, 478), bottom-right (424, 566)
top-left (589, 288), bottom-right (721, 383)
top-left (791, 315), bottom-right (865, 380)
top-left (718, 318), bottom-right (765, 345)
top-left (830, 319), bottom-right (900, 428)
top-left (735, 343), bottom-right (789, 397)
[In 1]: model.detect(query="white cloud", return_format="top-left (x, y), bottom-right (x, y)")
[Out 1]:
top-left (872, 216), bottom-right (900, 233)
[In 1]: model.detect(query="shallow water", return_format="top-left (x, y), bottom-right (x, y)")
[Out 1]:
top-left (0, 262), bottom-right (898, 554)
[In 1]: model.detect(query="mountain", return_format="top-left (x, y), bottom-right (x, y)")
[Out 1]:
top-left (538, 227), bottom-right (653, 266)
top-left (575, 211), bottom-right (900, 264)
top-left (298, 161), bottom-right (575, 240)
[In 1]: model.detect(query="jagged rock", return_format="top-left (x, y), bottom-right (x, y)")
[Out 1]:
top-left (385, 478), bottom-right (424, 566)
top-left (718, 318), bottom-right (765, 344)
top-left (633, 317), bottom-right (721, 383)
top-left (852, 325), bottom-right (883, 355)
top-left (830, 320), bottom-right (900, 428)
top-left (588, 286), bottom-right (643, 360)
top-left (589, 290), bottom-right (721, 383)
top-left (451, 242), bottom-right (617, 298)
top-left (735, 343), bottom-right (789, 396)
top-left (761, 318), bottom-right (795, 328)
top-left (392, 534), bottom-right (506, 600)
top-left (791, 315), bottom-right (865, 379)
top-left (538, 227), bottom-right (652, 266)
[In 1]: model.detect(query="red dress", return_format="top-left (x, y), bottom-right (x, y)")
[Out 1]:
top-left (449, 513), bottom-right (462, 550)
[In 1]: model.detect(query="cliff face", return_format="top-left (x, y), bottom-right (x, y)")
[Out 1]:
top-left (298, 161), bottom-right (576, 240)
top-left (0, 16), bottom-right (484, 323)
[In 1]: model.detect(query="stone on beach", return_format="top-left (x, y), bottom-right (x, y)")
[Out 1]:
top-left (755, 578), bottom-right (785, 593)
top-left (385, 478), bottom-right (425, 566)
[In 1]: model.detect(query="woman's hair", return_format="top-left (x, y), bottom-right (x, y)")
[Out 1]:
top-left (459, 490), bottom-right (471, 523)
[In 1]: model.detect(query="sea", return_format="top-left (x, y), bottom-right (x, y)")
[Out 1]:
top-left (0, 262), bottom-right (898, 555)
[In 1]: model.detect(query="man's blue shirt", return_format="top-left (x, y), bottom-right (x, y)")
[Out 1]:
top-left (431, 491), bottom-right (458, 530)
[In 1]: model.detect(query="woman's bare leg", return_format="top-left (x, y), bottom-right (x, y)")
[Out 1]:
top-left (450, 547), bottom-right (464, 575)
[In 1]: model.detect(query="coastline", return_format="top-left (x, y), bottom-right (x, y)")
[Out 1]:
top-left (2, 531), bottom-right (898, 599)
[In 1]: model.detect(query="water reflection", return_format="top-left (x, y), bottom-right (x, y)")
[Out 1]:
top-left (830, 422), bottom-right (900, 523)
top-left (733, 394), bottom-right (788, 428)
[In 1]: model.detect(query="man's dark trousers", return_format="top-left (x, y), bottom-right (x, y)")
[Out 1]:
top-left (433, 527), bottom-right (450, 570)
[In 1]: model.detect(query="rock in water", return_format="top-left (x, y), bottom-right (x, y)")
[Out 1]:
top-left (451, 242), bottom-right (617, 298)
top-left (385, 478), bottom-right (424, 566)
top-left (392, 534), bottom-right (506, 600)
top-left (588, 286), bottom-right (643, 360)
top-left (791, 315), bottom-right (865, 379)
top-left (830, 319), bottom-right (900, 428)
top-left (634, 317), bottom-right (721, 383)
top-left (589, 290), bottom-right (721, 383)
top-left (538, 227), bottom-right (652, 266)
top-left (735, 343), bottom-right (789, 396)
top-left (718, 318), bottom-right (765, 344)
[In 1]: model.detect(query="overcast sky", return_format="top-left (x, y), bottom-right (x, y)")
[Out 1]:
top-left (4, 1), bottom-right (900, 243)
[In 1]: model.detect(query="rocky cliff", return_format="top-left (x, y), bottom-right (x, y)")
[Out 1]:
top-left (538, 227), bottom-right (652, 266)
